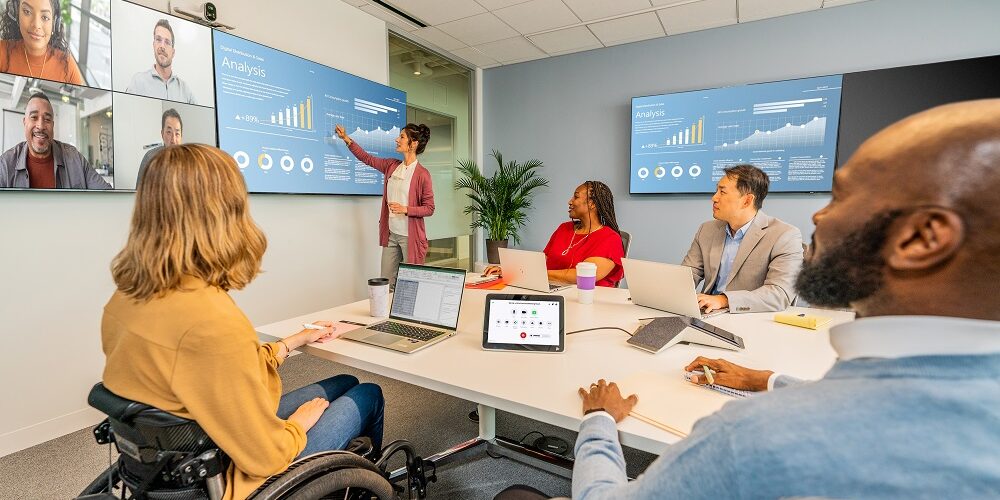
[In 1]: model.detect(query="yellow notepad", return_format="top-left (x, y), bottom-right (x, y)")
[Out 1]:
top-left (774, 312), bottom-right (832, 330)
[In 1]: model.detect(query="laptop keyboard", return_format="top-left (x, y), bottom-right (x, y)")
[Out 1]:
top-left (368, 321), bottom-right (445, 341)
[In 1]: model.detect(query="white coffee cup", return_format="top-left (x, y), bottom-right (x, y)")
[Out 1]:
top-left (576, 262), bottom-right (597, 304)
top-left (368, 278), bottom-right (390, 317)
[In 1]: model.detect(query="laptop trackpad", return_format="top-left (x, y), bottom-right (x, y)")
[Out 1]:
top-left (364, 332), bottom-right (405, 345)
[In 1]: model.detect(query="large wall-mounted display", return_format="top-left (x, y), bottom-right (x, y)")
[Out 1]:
top-left (213, 31), bottom-right (405, 195)
top-left (0, 0), bottom-right (404, 194)
top-left (630, 75), bottom-right (843, 194)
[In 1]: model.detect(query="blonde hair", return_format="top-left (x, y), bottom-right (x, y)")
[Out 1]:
top-left (112, 144), bottom-right (266, 301)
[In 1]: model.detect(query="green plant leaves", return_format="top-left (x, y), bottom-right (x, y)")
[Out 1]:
top-left (454, 149), bottom-right (549, 245)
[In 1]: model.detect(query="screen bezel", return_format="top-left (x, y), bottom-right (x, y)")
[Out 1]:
top-left (388, 263), bottom-right (467, 330)
top-left (482, 293), bottom-right (565, 353)
top-left (628, 73), bottom-right (844, 195)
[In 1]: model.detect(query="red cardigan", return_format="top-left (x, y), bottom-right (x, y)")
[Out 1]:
top-left (348, 141), bottom-right (435, 263)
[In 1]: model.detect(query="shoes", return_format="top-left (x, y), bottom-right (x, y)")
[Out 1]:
top-left (468, 409), bottom-right (479, 422)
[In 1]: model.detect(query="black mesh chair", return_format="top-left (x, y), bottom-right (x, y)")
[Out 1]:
top-left (76, 383), bottom-right (431, 500)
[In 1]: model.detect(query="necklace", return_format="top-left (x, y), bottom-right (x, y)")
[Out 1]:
top-left (23, 45), bottom-right (48, 78)
top-left (561, 231), bottom-right (591, 256)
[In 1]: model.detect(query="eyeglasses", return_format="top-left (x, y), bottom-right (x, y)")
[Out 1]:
top-left (154, 35), bottom-right (174, 47)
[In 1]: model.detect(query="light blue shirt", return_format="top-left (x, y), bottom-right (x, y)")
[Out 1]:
top-left (711, 215), bottom-right (755, 295)
top-left (572, 316), bottom-right (1000, 499)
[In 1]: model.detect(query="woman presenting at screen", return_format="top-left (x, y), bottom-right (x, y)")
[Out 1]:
top-left (0, 0), bottom-right (84, 85)
top-left (335, 123), bottom-right (435, 290)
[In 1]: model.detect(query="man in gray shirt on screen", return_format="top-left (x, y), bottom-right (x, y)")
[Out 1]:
top-left (126, 19), bottom-right (196, 104)
top-left (136, 108), bottom-right (183, 187)
top-left (0, 93), bottom-right (111, 189)
top-left (502, 100), bottom-right (1000, 499)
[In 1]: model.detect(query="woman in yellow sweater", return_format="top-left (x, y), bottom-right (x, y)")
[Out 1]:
top-left (101, 144), bottom-right (384, 500)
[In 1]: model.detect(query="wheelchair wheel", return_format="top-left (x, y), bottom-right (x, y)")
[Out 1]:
top-left (286, 468), bottom-right (394, 499)
top-left (251, 451), bottom-right (394, 500)
top-left (78, 463), bottom-right (123, 496)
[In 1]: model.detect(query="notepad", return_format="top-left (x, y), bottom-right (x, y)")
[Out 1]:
top-left (684, 371), bottom-right (754, 399)
top-left (618, 370), bottom-right (736, 436)
top-left (774, 312), bottom-right (832, 330)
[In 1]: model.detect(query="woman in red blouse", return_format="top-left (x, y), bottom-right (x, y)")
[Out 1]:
top-left (487, 180), bottom-right (625, 287)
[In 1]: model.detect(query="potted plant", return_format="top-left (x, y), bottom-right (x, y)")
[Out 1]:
top-left (455, 150), bottom-right (548, 264)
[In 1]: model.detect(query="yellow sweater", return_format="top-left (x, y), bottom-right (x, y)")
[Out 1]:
top-left (101, 277), bottom-right (306, 499)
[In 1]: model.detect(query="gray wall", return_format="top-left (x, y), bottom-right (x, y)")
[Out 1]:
top-left (483, 0), bottom-right (1000, 263)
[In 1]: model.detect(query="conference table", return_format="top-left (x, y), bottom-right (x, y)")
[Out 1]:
top-left (256, 279), bottom-right (854, 478)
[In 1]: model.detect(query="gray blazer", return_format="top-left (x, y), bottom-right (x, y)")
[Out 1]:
top-left (681, 211), bottom-right (803, 313)
top-left (0, 140), bottom-right (112, 189)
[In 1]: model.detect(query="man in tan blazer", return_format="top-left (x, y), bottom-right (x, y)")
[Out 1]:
top-left (681, 165), bottom-right (803, 314)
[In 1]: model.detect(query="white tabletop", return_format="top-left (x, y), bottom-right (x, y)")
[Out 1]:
top-left (256, 279), bottom-right (854, 454)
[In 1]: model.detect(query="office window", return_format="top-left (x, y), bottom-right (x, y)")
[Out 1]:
top-left (388, 34), bottom-right (474, 270)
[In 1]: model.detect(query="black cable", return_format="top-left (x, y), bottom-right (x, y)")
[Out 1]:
top-left (565, 326), bottom-right (634, 337)
top-left (518, 430), bottom-right (544, 445)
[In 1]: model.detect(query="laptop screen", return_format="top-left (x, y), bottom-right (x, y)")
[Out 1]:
top-left (390, 264), bottom-right (466, 330)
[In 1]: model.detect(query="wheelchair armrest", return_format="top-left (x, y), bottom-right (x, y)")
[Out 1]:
top-left (88, 383), bottom-right (152, 422)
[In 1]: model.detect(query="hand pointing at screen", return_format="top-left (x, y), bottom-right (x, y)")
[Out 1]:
top-left (334, 124), bottom-right (352, 145)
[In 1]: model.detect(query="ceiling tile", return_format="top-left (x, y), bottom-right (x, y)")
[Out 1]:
top-left (381, 0), bottom-right (486, 26)
top-left (359, 4), bottom-right (421, 31)
top-left (738, 0), bottom-right (823, 23)
top-left (475, 36), bottom-right (547, 63)
top-left (650, 0), bottom-right (696, 6)
top-left (340, 0), bottom-right (369, 6)
top-left (493, 0), bottom-right (581, 34)
top-left (657, 0), bottom-right (736, 35)
top-left (438, 12), bottom-right (520, 46)
top-left (475, 0), bottom-right (533, 9)
top-left (588, 12), bottom-right (665, 46)
top-left (562, 0), bottom-right (653, 22)
top-left (822, 0), bottom-right (871, 6)
top-left (411, 27), bottom-right (467, 51)
top-left (528, 26), bottom-right (603, 55)
top-left (452, 46), bottom-right (502, 67)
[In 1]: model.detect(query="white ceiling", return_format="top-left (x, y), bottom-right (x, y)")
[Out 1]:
top-left (342, 0), bottom-right (871, 69)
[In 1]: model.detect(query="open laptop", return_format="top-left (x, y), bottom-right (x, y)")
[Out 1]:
top-left (340, 264), bottom-right (467, 353)
top-left (622, 258), bottom-right (728, 319)
top-left (498, 248), bottom-right (573, 293)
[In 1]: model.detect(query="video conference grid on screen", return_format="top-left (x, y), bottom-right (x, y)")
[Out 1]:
top-left (630, 75), bottom-right (844, 194)
top-left (0, 0), bottom-right (405, 194)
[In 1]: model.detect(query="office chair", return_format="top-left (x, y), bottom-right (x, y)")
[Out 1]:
top-left (618, 230), bottom-right (633, 288)
top-left (620, 230), bottom-right (632, 258)
top-left (76, 383), bottom-right (434, 500)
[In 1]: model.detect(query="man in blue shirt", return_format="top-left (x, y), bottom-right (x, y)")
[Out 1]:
top-left (681, 164), bottom-right (804, 314)
top-left (568, 100), bottom-right (1000, 499)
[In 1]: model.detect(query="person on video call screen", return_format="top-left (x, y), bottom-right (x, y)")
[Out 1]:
top-left (0, 92), bottom-right (110, 189)
top-left (0, 0), bottom-right (84, 85)
top-left (126, 19), bottom-right (195, 104)
top-left (136, 108), bottom-right (183, 186)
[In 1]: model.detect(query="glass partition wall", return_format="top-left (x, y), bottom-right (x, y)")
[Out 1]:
top-left (388, 33), bottom-right (474, 270)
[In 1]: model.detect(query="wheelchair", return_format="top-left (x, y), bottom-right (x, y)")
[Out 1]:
top-left (76, 383), bottom-right (435, 500)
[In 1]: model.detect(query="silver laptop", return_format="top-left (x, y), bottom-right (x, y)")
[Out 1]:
top-left (341, 264), bottom-right (467, 353)
top-left (498, 248), bottom-right (573, 293)
top-left (622, 258), bottom-right (728, 319)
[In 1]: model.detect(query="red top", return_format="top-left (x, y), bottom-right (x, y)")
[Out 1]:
top-left (543, 221), bottom-right (625, 287)
top-left (26, 153), bottom-right (55, 189)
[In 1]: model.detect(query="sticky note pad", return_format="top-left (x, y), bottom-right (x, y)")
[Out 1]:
top-left (774, 313), bottom-right (832, 330)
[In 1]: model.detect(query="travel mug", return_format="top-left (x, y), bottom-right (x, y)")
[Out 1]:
top-left (368, 278), bottom-right (390, 317)
top-left (576, 262), bottom-right (597, 304)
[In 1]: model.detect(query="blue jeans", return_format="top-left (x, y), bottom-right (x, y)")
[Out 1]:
top-left (277, 374), bottom-right (384, 457)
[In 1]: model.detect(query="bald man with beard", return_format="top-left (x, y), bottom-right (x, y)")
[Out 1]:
top-left (543, 100), bottom-right (1000, 500)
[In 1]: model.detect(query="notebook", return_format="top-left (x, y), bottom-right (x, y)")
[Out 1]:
top-left (684, 371), bottom-right (754, 398)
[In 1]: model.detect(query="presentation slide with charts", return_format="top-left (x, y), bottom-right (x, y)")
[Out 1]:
top-left (213, 31), bottom-right (406, 195)
top-left (630, 75), bottom-right (843, 194)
